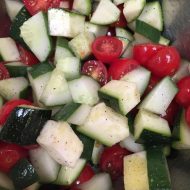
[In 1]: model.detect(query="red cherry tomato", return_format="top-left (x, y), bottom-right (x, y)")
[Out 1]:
top-left (0, 141), bottom-right (28, 173)
top-left (0, 63), bottom-right (10, 80)
top-left (133, 43), bottom-right (164, 66)
top-left (0, 99), bottom-right (32, 126)
top-left (108, 58), bottom-right (139, 80)
top-left (99, 144), bottom-right (131, 180)
top-left (0, 14), bottom-right (11, 38)
top-left (175, 76), bottom-right (190, 107)
top-left (111, 4), bottom-right (127, 28)
top-left (185, 106), bottom-right (190, 128)
top-left (146, 46), bottom-right (181, 78)
top-left (18, 45), bottom-right (39, 66)
top-left (92, 36), bottom-right (123, 63)
top-left (72, 164), bottom-right (95, 186)
top-left (82, 60), bottom-right (108, 86)
top-left (106, 27), bottom-right (116, 37)
top-left (23, 0), bottom-right (61, 15)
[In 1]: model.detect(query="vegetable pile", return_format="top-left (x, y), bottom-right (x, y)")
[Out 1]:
top-left (0, 0), bottom-right (190, 190)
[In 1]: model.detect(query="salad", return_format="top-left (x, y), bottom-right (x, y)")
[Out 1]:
top-left (0, 0), bottom-right (190, 190)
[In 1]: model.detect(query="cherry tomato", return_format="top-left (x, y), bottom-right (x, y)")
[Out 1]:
top-left (0, 141), bottom-right (28, 173)
top-left (0, 14), bottom-right (11, 38)
top-left (18, 45), bottom-right (39, 66)
top-left (0, 99), bottom-right (32, 126)
top-left (82, 60), bottom-right (108, 86)
top-left (99, 144), bottom-right (131, 180)
top-left (106, 27), bottom-right (116, 37)
top-left (108, 58), bottom-right (139, 80)
top-left (133, 43), bottom-right (164, 66)
top-left (23, 0), bottom-right (61, 15)
top-left (92, 36), bottom-right (123, 63)
top-left (0, 63), bottom-right (10, 80)
top-left (185, 106), bottom-right (190, 128)
top-left (146, 46), bottom-right (181, 78)
top-left (175, 76), bottom-right (190, 107)
top-left (111, 4), bottom-right (127, 28)
top-left (23, 144), bottom-right (39, 150)
top-left (72, 164), bottom-right (95, 186)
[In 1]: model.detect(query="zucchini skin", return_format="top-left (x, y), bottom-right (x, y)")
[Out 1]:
top-left (0, 106), bottom-right (52, 145)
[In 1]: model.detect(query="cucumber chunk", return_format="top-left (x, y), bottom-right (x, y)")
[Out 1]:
top-left (73, 0), bottom-right (92, 15)
top-left (5, 62), bottom-right (27, 77)
top-left (0, 171), bottom-right (14, 190)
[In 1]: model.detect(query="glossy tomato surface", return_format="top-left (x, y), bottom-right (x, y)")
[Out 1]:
top-left (100, 144), bottom-right (131, 180)
top-left (82, 60), bottom-right (108, 86)
top-left (0, 62), bottom-right (10, 80)
top-left (92, 36), bottom-right (123, 63)
top-left (108, 58), bottom-right (139, 80)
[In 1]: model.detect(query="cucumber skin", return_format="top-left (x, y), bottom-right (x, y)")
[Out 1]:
top-left (5, 65), bottom-right (27, 77)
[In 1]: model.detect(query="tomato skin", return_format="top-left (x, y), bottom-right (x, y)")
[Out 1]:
top-left (99, 144), bottom-right (131, 180)
top-left (23, 0), bottom-right (61, 15)
top-left (18, 45), bottom-right (39, 66)
top-left (0, 99), bottom-right (32, 126)
top-left (111, 4), bottom-right (127, 28)
top-left (146, 46), bottom-right (181, 78)
top-left (133, 43), bottom-right (164, 66)
top-left (185, 106), bottom-right (190, 128)
top-left (108, 58), bottom-right (139, 80)
top-left (23, 144), bottom-right (39, 150)
top-left (0, 63), bottom-right (10, 80)
top-left (175, 76), bottom-right (190, 108)
top-left (0, 142), bottom-right (28, 173)
top-left (82, 60), bottom-right (108, 86)
top-left (92, 36), bottom-right (123, 63)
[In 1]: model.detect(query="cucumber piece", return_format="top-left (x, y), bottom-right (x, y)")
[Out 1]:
top-left (146, 146), bottom-right (171, 190)
top-left (54, 37), bottom-right (73, 64)
top-left (134, 109), bottom-right (171, 145)
top-left (99, 80), bottom-right (140, 115)
top-left (159, 36), bottom-right (170, 45)
top-left (69, 32), bottom-right (95, 60)
top-left (136, 20), bottom-right (161, 42)
top-left (0, 77), bottom-right (29, 100)
top-left (5, 62), bottom-right (27, 77)
top-left (20, 11), bottom-right (52, 62)
top-left (0, 37), bottom-right (20, 62)
top-left (124, 151), bottom-right (149, 190)
top-left (90, 0), bottom-right (120, 25)
top-left (84, 22), bottom-right (108, 37)
top-left (123, 0), bottom-right (146, 23)
top-left (24, 182), bottom-right (41, 190)
top-left (55, 159), bottom-right (86, 185)
top-left (117, 37), bottom-right (130, 54)
top-left (113, 0), bottom-right (125, 6)
top-left (48, 9), bottom-right (85, 38)
top-left (5, 0), bottom-right (24, 21)
top-left (121, 42), bottom-right (133, 58)
top-left (40, 68), bottom-right (73, 107)
top-left (37, 120), bottom-right (83, 167)
top-left (0, 96), bottom-right (3, 109)
top-left (73, 0), bottom-right (91, 15)
top-left (91, 141), bottom-right (104, 165)
top-left (172, 110), bottom-right (190, 149)
top-left (78, 103), bottom-right (129, 146)
top-left (139, 77), bottom-right (178, 115)
top-left (9, 159), bottom-right (39, 190)
top-left (79, 173), bottom-right (112, 190)
top-left (0, 106), bottom-right (52, 145)
top-left (29, 147), bottom-right (60, 183)
top-left (0, 171), bottom-right (14, 190)
top-left (128, 20), bottom-right (136, 31)
top-left (68, 76), bottom-right (100, 106)
top-left (121, 66), bottom-right (151, 96)
top-left (138, 1), bottom-right (163, 31)
top-left (116, 27), bottom-right (134, 41)
top-left (10, 7), bottom-right (30, 47)
top-left (56, 57), bottom-right (81, 80)
top-left (133, 32), bottom-right (151, 44)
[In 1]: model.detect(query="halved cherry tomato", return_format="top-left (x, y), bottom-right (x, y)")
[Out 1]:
top-left (133, 43), bottom-right (164, 66)
top-left (82, 60), bottom-right (108, 86)
top-left (23, 0), bottom-right (61, 15)
top-left (108, 58), bottom-right (139, 80)
top-left (0, 63), bottom-right (10, 80)
top-left (18, 45), bottom-right (39, 66)
top-left (0, 141), bottom-right (28, 173)
top-left (175, 76), bottom-right (190, 108)
top-left (146, 46), bottom-right (181, 78)
top-left (185, 106), bottom-right (190, 128)
top-left (106, 27), bottom-right (116, 37)
top-left (0, 99), bottom-right (32, 126)
top-left (72, 164), bottom-right (95, 186)
top-left (99, 144), bottom-right (131, 180)
top-left (92, 36), bottom-right (123, 63)
top-left (111, 4), bottom-right (127, 28)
